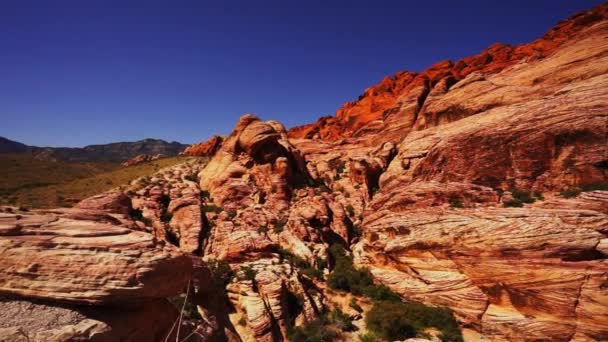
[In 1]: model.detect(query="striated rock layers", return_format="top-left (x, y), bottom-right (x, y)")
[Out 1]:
top-left (288, 3), bottom-right (608, 145)
top-left (0, 209), bottom-right (193, 341)
top-left (182, 135), bottom-right (224, 157)
top-left (2, 4), bottom-right (608, 342)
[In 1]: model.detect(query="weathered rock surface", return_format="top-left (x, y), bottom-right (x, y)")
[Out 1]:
top-left (182, 135), bottom-right (224, 157)
top-left (121, 153), bottom-right (163, 166)
top-left (288, 3), bottom-right (608, 144)
top-left (0, 297), bottom-right (181, 342)
top-left (0, 212), bottom-right (192, 305)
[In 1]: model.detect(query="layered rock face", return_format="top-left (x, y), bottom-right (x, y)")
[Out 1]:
top-left (288, 4), bottom-right (608, 144)
top-left (182, 135), bottom-right (224, 157)
top-left (121, 153), bottom-right (163, 166)
top-left (2, 4), bottom-right (607, 342)
top-left (0, 208), bottom-right (193, 341)
top-left (287, 4), bottom-right (608, 341)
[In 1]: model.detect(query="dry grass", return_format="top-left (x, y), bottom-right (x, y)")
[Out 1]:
top-left (1, 155), bottom-right (187, 208)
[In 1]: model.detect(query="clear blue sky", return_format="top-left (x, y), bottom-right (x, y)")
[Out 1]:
top-left (0, 0), bottom-right (602, 147)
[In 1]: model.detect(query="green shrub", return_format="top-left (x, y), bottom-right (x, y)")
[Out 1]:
top-left (510, 188), bottom-right (535, 204)
top-left (366, 301), bottom-right (462, 342)
top-left (503, 199), bottom-right (523, 208)
top-left (366, 301), bottom-right (416, 340)
top-left (273, 218), bottom-right (287, 233)
top-left (277, 247), bottom-right (323, 280)
top-left (200, 190), bottom-right (210, 199)
top-left (287, 319), bottom-right (337, 342)
top-left (168, 293), bottom-right (201, 320)
top-left (207, 259), bottom-right (233, 286)
top-left (349, 298), bottom-right (363, 313)
top-left (202, 204), bottom-right (223, 213)
top-left (533, 191), bottom-right (544, 200)
top-left (449, 198), bottom-right (464, 208)
top-left (358, 332), bottom-right (382, 342)
top-left (581, 182), bottom-right (608, 192)
top-left (257, 225), bottom-right (268, 234)
top-left (184, 174), bottom-right (198, 182)
top-left (330, 308), bottom-right (355, 331)
top-left (240, 265), bottom-right (257, 282)
top-left (161, 211), bottom-right (173, 223)
top-left (560, 188), bottom-right (581, 198)
top-left (345, 204), bottom-right (355, 217)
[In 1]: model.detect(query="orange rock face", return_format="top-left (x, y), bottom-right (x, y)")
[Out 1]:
top-left (288, 4), bottom-right (608, 144)
top-left (182, 135), bottom-right (224, 157)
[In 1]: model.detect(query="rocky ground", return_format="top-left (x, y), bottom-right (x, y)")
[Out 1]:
top-left (1, 3), bottom-right (607, 342)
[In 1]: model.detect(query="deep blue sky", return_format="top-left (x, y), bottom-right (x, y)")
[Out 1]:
top-left (0, 0), bottom-right (602, 147)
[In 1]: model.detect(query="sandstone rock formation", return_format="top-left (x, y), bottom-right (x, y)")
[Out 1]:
top-left (288, 3), bottom-right (608, 144)
top-left (0, 208), bottom-right (194, 341)
top-left (183, 135), bottom-right (224, 157)
top-left (2, 4), bottom-right (608, 342)
top-left (121, 153), bottom-right (163, 166)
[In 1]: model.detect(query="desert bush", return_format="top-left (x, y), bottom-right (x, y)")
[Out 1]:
top-left (207, 259), bottom-right (233, 286)
top-left (581, 182), bottom-right (608, 192)
top-left (202, 204), bottom-right (223, 213)
top-left (257, 225), bottom-right (268, 234)
top-left (349, 298), bottom-right (363, 313)
top-left (184, 174), bottom-right (198, 182)
top-left (510, 188), bottom-right (535, 204)
top-left (366, 300), bottom-right (462, 342)
top-left (560, 188), bottom-right (581, 198)
top-left (240, 265), bottom-right (257, 282)
top-left (287, 319), bottom-right (337, 342)
top-left (449, 198), bottom-right (464, 208)
top-left (345, 204), bottom-right (355, 217)
top-left (273, 219), bottom-right (286, 233)
top-left (330, 308), bottom-right (355, 332)
top-left (503, 198), bottom-right (523, 207)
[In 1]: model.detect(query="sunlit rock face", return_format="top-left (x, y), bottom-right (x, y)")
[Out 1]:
top-left (0, 210), bottom-right (193, 341)
top-left (2, 4), bottom-right (607, 342)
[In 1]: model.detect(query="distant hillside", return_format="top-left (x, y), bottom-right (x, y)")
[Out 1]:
top-left (0, 155), bottom-right (189, 208)
top-left (0, 136), bottom-right (31, 154)
top-left (0, 136), bottom-right (188, 162)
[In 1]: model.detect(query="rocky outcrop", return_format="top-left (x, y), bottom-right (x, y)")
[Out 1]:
top-left (288, 4), bottom-right (608, 144)
top-left (74, 190), bottom-right (133, 216)
top-left (0, 298), bottom-right (181, 342)
top-left (182, 135), bottom-right (224, 157)
top-left (121, 153), bottom-right (163, 166)
top-left (0, 208), bottom-right (194, 341)
top-left (0, 212), bottom-right (191, 304)
top-left (354, 205), bottom-right (608, 341)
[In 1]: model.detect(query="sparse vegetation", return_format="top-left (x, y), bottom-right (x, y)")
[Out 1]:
top-left (0, 156), bottom-right (186, 208)
top-left (330, 308), bottom-right (355, 332)
top-left (277, 247), bottom-right (323, 279)
top-left (207, 259), bottom-right (234, 286)
top-left (202, 204), bottom-right (223, 213)
top-left (273, 218), bottom-right (286, 233)
top-left (345, 204), bottom-right (355, 217)
top-left (184, 174), bottom-right (198, 182)
top-left (287, 319), bottom-right (338, 342)
top-left (328, 244), bottom-right (462, 341)
top-left (366, 301), bottom-right (463, 342)
top-left (504, 188), bottom-right (536, 207)
top-left (257, 225), bottom-right (268, 234)
top-left (240, 265), bottom-right (257, 282)
top-left (449, 198), bottom-right (464, 208)
top-left (349, 298), bottom-right (363, 313)
top-left (560, 187), bottom-right (581, 198)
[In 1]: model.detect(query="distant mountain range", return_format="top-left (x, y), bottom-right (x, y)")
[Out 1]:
top-left (0, 136), bottom-right (188, 162)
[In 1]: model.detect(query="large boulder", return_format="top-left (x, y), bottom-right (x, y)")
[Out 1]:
top-left (0, 212), bottom-right (192, 305)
